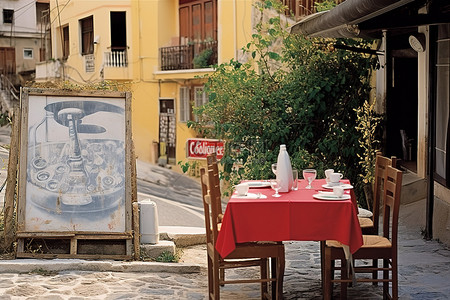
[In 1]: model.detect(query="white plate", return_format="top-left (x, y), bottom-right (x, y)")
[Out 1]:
top-left (234, 193), bottom-right (267, 199)
top-left (313, 193), bottom-right (351, 201)
top-left (322, 183), bottom-right (354, 190)
top-left (247, 181), bottom-right (271, 188)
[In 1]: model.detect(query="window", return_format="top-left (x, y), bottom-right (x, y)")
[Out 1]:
top-left (194, 86), bottom-right (208, 121)
top-left (110, 12), bottom-right (127, 49)
top-left (23, 49), bottom-right (33, 59)
top-left (179, 0), bottom-right (217, 44)
top-left (80, 16), bottom-right (94, 55)
top-left (3, 9), bottom-right (13, 24)
top-left (194, 86), bottom-right (208, 106)
top-left (62, 26), bottom-right (69, 59)
top-left (36, 2), bottom-right (50, 26)
top-left (434, 24), bottom-right (450, 187)
top-left (179, 87), bottom-right (190, 122)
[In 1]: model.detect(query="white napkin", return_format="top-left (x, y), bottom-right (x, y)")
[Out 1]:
top-left (358, 207), bottom-right (373, 218)
top-left (234, 193), bottom-right (267, 199)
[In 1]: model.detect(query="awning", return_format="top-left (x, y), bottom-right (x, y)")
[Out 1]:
top-left (290, 0), bottom-right (417, 38)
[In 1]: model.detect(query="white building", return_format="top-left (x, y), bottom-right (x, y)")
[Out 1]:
top-left (0, 0), bottom-right (50, 84)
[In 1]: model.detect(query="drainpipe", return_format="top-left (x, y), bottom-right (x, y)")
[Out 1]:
top-left (425, 25), bottom-right (436, 240)
top-left (233, 0), bottom-right (237, 60)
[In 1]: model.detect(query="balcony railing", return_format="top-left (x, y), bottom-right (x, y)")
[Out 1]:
top-left (281, 0), bottom-right (345, 20)
top-left (0, 74), bottom-right (19, 102)
top-left (104, 48), bottom-right (128, 67)
top-left (160, 41), bottom-right (218, 71)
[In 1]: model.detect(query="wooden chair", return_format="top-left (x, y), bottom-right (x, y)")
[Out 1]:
top-left (201, 153), bottom-right (285, 300)
top-left (359, 153), bottom-right (397, 235)
top-left (323, 166), bottom-right (403, 300)
top-left (321, 153), bottom-right (398, 286)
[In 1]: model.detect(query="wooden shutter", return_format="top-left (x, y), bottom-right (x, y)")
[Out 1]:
top-left (62, 26), bottom-right (69, 59)
top-left (81, 16), bottom-right (93, 55)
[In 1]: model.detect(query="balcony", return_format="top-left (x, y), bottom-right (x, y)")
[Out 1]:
top-left (160, 41), bottom-right (218, 71)
top-left (281, 0), bottom-right (345, 20)
top-left (104, 48), bottom-right (128, 68)
top-left (103, 47), bottom-right (131, 80)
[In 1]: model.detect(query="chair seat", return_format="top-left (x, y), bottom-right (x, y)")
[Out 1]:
top-left (362, 235), bottom-right (391, 248)
top-left (358, 217), bottom-right (374, 228)
top-left (326, 235), bottom-right (391, 249)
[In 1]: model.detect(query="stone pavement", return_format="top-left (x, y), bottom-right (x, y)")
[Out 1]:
top-left (0, 122), bottom-right (449, 299)
top-left (0, 219), bottom-right (449, 299)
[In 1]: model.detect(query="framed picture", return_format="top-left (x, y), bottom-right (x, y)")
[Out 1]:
top-left (17, 89), bottom-right (132, 234)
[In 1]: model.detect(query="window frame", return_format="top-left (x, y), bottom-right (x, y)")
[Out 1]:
top-left (3, 9), bottom-right (13, 24)
top-left (23, 48), bottom-right (34, 59)
top-left (193, 86), bottom-right (208, 122)
top-left (179, 0), bottom-right (217, 44)
top-left (80, 16), bottom-right (94, 56)
top-left (62, 25), bottom-right (70, 60)
top-left (433, 24), bottom-right (450, 188)
top-left (179, 87), bottom-right (191, 123)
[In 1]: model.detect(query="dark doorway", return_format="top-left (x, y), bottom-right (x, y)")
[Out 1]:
top-left (159, 99), bottom-right (176, 165)
top-left (110, 12), bottom-right (126, 49)
top-left (386, 48), bottom-right (418, 172)
top-left (0, 47), bottom-right (15, 74)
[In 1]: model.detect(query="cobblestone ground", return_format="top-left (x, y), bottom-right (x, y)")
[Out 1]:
top-left (0, 224), bottom-right (449, 300)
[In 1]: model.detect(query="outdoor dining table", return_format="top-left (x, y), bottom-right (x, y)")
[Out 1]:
top-left (216, 178), bottom-right (363, 260)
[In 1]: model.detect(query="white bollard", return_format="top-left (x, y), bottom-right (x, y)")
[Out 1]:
top-left (139, 199), bottom-right (160, 244)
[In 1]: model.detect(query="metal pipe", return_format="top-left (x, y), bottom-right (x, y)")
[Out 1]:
top-left (425, 25), bottom-right (437, 240)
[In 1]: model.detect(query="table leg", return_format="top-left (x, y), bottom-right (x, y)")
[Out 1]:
top-left (320, 241), bottom-right (325, 291)
top-left (271, 257), bottom-right (277, 299)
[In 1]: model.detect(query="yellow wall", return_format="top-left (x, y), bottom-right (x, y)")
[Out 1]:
top-left (48, 0), bottom-right (256, 174)
top-left (50, 1), bottom-right (133, 83)
top-left (218, 0), bottom-right (254, 62)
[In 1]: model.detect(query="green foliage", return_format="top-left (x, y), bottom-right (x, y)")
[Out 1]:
top-left (177, 160), bottom-right (201, 177)
top-left (0, 113), bottom-right (10, 127)
top-left (193, 48), bottom-right (213, 69)
top-left (28, 80), bottom-right (132, 92)
top-left (155, 250), bottom-right (181, 263)
top-left (355, 100), bottom-right (382, 185)
top-left (315, 0), bottom-right (338, 12)
top-left (28, 268), bottom-right (58, 276)
top-left (188, 2), bottom-right (379, 201)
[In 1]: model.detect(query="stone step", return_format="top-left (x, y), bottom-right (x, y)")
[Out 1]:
top-left (140, 226), bottom-right (205, 261)
top-left (400, 170), bottom-right (427, 205)
top-left (159, 226), bottom-right (206, 247)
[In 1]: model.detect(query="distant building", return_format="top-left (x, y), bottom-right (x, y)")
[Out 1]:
top-left (0, 0), bottom-right (50, 84)
top-left (37, 0), bottom-right (275, 174)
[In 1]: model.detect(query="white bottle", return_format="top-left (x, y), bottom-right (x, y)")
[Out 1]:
top-left (276, 144), bottom-right (293, 192)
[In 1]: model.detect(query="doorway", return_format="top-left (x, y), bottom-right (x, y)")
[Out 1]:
top-left (0, 47), bottom-right (15, 75)
top-left (159, 99), bottom-right (176, 166)
top-left (386, 54), bottom-right (418, 172)
top-left (110, 12), bottom-right (127, 50)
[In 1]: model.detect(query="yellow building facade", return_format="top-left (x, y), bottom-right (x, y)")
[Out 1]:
top-left (40, 0), bottom-right (255, 173)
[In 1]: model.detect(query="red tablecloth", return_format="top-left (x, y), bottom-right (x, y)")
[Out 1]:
top-left (216, 179), bottom-right (363, 258)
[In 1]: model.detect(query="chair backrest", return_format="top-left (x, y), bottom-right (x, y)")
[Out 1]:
top-left (200, 153), bottom-right (223, 246)
top-left (381, 166), bottom-right (402, 249)
top-left (372, 152), bottom-right (397, 233)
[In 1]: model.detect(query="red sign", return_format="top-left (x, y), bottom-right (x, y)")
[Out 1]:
top-left (187, 139), bottom-right (224, 160)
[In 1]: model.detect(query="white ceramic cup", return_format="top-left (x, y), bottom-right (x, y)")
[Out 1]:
top-left (325, 169), bottom-right (334, 183)
top-left (235, 183), bottom-right (249, 196)
top-left (329, 172), bottom-right (343, 185)
top-left (333, 186), bottom-right (344, 197)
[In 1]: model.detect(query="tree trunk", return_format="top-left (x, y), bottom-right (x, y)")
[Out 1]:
top-left (363, 183), bottom-right (373, 211)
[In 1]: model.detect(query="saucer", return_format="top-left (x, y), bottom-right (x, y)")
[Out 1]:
top-left (233, 193), bottom-right (267, 199)
top-left (247, 181), bottom-right (271, 188)
top-left (313, 193), bottom-right (351, 201)
top-left (322, 183), bottom-right (353, 189)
